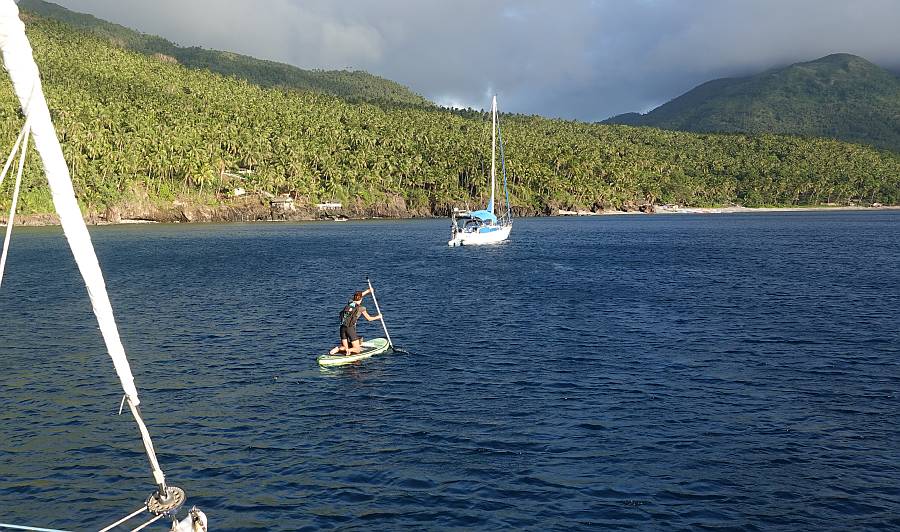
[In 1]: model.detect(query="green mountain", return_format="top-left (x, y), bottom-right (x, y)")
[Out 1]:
top-left (0, 9), bottom-right (898, 222)
top-left (604, 54), bottom-right (900, 153)
top-left (18, 0), bottom-right (431, 107)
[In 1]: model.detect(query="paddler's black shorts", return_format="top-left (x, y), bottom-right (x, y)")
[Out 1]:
top-left (340, 325), bottom-right (359, 342)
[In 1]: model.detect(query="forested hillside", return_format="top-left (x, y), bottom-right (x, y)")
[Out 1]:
top-left (18, 0), bottom-right (431, 107)
top-left (605, 54), bottom-right (900, 153)
top-left (0, 14), bottom-right (898, 221)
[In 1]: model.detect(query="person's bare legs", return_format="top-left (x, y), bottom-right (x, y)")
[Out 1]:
top-left (348, 338), bottom-right (363, 354)
top-left (329, 338), bottom-right (350, 355)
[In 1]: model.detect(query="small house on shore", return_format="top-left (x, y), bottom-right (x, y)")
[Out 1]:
top-left (270, 194), bottom-right (295, 214)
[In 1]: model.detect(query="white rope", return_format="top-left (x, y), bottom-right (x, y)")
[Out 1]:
top-left (129, 513), bottom-right (165, 532)
top-left (97, 505), bottom-right (148, 532)
top-left (128, 399), bottom-right (168, 490)
top-left (0, 111), bottom-right (29, 188)
top-left (0, 116), bottom-right (30, 288)
top-left (0, 0), bottom-right (141, 403)
top-left (0, 0), bottom-right (173, 495)
top-left (0, 7), bottom-right (207, 527)
top-left (0, 524), bottom-right (71, 532)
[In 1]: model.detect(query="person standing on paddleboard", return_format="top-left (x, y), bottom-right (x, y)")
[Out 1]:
top-left (330, 288), bottom-right (381, 355)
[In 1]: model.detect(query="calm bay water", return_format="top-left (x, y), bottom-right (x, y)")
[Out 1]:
top-left (0, 212), bottom-right (898, 530)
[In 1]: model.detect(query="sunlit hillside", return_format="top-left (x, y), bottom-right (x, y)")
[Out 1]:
top-left (1, 12), bottom-right (898, 219)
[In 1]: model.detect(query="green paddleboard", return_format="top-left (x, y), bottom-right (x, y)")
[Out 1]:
top-left (317, 338), bottom-right (390, 367)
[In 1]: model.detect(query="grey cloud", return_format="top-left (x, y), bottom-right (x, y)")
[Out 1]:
top-left (49, 0), bottom-right (900, 121)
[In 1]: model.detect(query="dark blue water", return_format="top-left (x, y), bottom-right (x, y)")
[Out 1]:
top-left (1, 213), bottom-right (898, 531)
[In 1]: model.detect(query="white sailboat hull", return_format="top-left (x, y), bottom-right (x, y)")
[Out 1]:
top-left (448, 223), bottom-right (511, 246)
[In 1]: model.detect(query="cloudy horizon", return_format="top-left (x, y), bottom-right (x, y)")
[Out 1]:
top-left (41, 0), bottom-right (900, 121)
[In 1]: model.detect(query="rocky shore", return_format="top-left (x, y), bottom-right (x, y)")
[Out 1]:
top-left (2, 193), bottom-right (896, 227)
top-left (2, 190), bottom-right (551, 226)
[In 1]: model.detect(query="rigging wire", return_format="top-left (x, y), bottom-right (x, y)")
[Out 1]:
top-left (497, 114), bottom-right (512, 223)
top-left (0, 524), bottom-right (72, 532)
top-left (129, 514), bottom-right (166, 532)
top-left (0, 109), bottom-right (30, 188)
top-left (0, 2), bottom-right (197, 526)
top-left (0, 112), bottom-right (31, 288)
top-left (97, 505), bottom-right (148, 532)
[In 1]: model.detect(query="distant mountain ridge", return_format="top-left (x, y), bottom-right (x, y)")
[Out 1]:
top-left (604, 54), bottom-right (900, 153)
top-left (19, 0), bottom-right (432, 107)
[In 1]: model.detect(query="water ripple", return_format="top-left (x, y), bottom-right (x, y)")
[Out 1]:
top-left (1, 214), bottom-right (899, 530)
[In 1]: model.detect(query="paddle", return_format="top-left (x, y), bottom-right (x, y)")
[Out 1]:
top-left (366, 276), bottom-right (409, 354)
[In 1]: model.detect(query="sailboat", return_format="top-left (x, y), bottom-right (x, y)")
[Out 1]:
top-left (0, 2), bottom-right (206, 530)
top-left (448, 95), bottom-right (512, 246)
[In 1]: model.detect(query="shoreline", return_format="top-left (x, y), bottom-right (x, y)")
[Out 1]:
top-left (3, 204), bottom-right (898, 228)
top-left (559, 205), bottom-right (900, 216)
top-left (655, 205), bottom-right (900, 214)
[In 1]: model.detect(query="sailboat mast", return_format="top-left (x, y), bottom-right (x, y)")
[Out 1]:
top-left (489, 95), bottom-right (497, 216)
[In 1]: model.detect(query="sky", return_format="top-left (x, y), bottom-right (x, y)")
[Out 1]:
top-left (47, 0), bottom-right (900, 122)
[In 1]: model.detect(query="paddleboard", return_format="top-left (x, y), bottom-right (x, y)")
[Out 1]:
top-left (317, 337), bottom-right (390, 367)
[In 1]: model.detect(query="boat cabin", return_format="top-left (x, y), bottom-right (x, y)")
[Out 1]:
top-left (451, 209), bottom-right (502, 234)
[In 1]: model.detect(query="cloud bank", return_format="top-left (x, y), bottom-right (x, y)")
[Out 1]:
top-left (50, 0), bottom-right (900, 121)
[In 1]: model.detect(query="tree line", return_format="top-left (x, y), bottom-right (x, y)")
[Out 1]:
top-left (1, 16), bottom-right (898, 216)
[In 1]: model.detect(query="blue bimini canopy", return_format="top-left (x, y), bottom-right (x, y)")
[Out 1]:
top-left (469, 210), bottom-right (497, 224)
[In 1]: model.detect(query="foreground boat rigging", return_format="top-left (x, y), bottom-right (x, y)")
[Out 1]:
top-left (449, 95), bottom-right (513, 246)
top-left (0, 1), bottom-right (206, 530)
